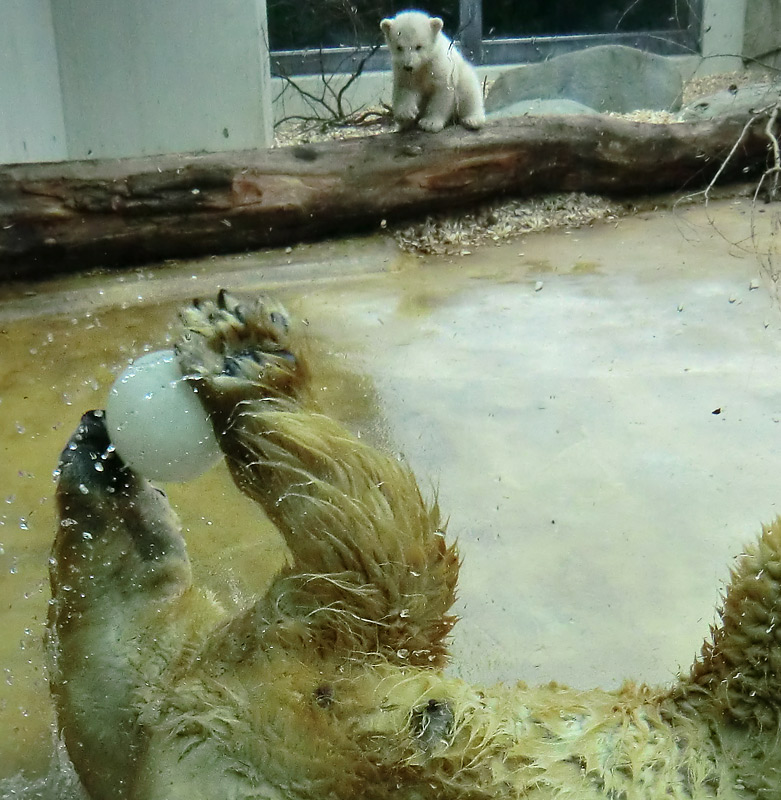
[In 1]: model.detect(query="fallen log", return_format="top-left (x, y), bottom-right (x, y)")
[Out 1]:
top-left (0, 112), bottom-right (776, 279)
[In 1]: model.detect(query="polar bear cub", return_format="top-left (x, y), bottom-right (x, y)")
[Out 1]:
top-left (380, 10), bottom-right (485, 132)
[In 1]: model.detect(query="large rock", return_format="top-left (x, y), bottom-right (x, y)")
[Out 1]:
top-left (485, 45), bottom-right (683, 115)
top-left (679, 83), bottom-right (781, 121)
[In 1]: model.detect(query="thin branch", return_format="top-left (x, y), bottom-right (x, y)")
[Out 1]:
top-left (335, 43), bottom-right (381, 119)
top-left (763, 106), bottom-right (781, 201)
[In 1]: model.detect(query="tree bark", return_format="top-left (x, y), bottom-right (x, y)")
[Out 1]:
top-left (0, 112), bottom-right (776, 280)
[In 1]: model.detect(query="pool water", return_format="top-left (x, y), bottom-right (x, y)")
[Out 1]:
top-left (2, 197), bottom-right (781, 796)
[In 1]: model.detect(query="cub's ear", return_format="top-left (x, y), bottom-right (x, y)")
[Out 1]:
top-left (430, 17), bottom-right (444, 36)
top-left (380, 18), bottom-right (393, 35)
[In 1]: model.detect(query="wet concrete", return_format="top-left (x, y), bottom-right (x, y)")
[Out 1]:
top-left (2, 196), bottom-right (781, 789)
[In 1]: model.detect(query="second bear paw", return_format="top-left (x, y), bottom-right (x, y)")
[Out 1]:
top-left (417, 117), bottom-right (447, 133)
top-left (459, 114), bottom-right (484, 130)
top-left (394, 106), bottom-right (419, 125)
top-left (175, 290), bottom-right (306, 406)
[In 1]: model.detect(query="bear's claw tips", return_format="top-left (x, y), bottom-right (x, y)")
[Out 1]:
top-left (217, 288), bottom-right (230, 308)
top-left (269, 310), bottom-right (289, 333)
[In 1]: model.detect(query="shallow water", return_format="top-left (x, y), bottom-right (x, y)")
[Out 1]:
top-left (2, 197), bottom-right (781, 795)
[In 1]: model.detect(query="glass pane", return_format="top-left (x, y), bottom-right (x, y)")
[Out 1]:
top-left (484, 0), bottom-right (694, 39)
top-left (268, 0), bottom-right (459, 51)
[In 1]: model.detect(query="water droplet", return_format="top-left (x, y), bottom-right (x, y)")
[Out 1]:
top-left (5, 495), bottom-right (15, 504)
top-left (15, 422), bottom-right (26, 434)
top-left (78, 484), bottom-right (89, 495)
top-left (19, 519), bottom-right (28, 531)
top-left (82, 531), bottom-right (93, 541)
top-left (94, 462), bottom-right (104, 472)
top-left (399, 609), bottom-right (410, 618)
top-left (60, 518), bottom-right (77, 527)
top-left (396, 648), bottom-right (409, 659)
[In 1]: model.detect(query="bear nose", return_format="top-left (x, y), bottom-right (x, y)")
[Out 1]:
top-left (403, 64), bottom-right (414, 72)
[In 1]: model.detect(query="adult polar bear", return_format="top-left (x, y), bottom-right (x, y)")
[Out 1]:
top-left (50, 291), bottom-right (781, 799)
top-left (381, 10), bottom-right (485, 132)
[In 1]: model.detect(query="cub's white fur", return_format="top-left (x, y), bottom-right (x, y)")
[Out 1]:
top-left (380, 10), bottom-right (485, 132)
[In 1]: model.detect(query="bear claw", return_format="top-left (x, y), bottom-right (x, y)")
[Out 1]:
top-left (174, 292), bottom-right (306, 414)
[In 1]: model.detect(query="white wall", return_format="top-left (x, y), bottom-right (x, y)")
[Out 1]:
top-left (699, 0), bottom-right (748, 73)
top-left (0, 0), bottom-right (67, 164)
top-left (744, 0), bottom-right (781, 68)
top-left (50, 0), bottom-right (273, 160)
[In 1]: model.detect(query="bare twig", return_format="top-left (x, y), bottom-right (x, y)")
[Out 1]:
top-left (335, 43), bottom-right (380, 119)
top-left (762, 106), bottom-right (781, 201)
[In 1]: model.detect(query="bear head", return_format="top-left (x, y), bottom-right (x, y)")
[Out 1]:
top-left (381, 11), bottom-right (444, 73)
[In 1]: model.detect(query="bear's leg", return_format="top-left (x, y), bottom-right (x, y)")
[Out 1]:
top-left (418, 85), bottom-right (455, 132)
top-left (455, 65), bottom-right (485, 130)
top-left (176, 291), bottom-right (460, 667)
top-left (391, 79), bottom-right (421, 128)
top-left (50, 411), bottom-right (222, 799)
top-left (675, 517), bottom-right (781, 729)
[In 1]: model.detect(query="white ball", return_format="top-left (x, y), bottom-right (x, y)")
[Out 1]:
top-left (106, 349), bottom-right (222, 482)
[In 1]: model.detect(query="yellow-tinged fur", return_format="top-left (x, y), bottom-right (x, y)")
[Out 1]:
top-left (49, 291), bottom-right (781, 799)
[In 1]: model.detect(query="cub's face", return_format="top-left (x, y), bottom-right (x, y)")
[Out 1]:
top-left (381, 12), bottom-right (443, 73)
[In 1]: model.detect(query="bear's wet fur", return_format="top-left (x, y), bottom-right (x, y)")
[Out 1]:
top-left (49, 291), bottom-right (781, 799)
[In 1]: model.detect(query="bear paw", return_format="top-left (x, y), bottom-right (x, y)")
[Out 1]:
top-left (175, 290), bottom-right (306, 409)
top-left (394, 102), bottom-right (419, 124)
top-left (460, 114), bottom-right (484, 130)
top-left (417, 116), bottom-right (446, 133)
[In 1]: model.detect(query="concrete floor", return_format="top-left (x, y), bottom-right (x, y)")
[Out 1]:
top-left (2, 196), bottom-right (781, 793)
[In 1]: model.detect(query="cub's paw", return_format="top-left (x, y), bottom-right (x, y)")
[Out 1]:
top-left (175, 290), bottom-right (308, 409)
top-left (459, 114), bottom-right (484, 130)
top-left (394, 101), bottom-right (419, 125)
top-left (417, 116), bottom-right (447, 133)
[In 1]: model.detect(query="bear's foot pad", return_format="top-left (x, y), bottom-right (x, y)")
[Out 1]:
top-left (175, 290), bottom-right (304, 403)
